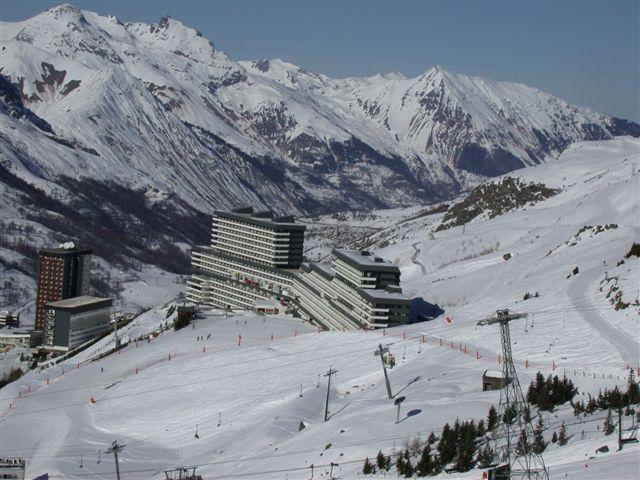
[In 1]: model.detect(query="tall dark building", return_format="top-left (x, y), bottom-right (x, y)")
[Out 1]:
top-left (35, 243), bottom-right (92, 331)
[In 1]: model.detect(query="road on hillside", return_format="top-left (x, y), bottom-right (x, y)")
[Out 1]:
top-left (411, 242), bottom-right (427, 275)
top-left (568, 266), bottom-right (639, 366)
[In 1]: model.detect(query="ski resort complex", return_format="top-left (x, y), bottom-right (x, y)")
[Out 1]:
top-left (1, 3), bottom-right (639, 479)
top-left (186, 208), bottom-right (411, 330)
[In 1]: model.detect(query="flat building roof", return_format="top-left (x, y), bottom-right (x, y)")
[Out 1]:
top-left (214, 208), bottom-right (306, 231)
top-left (333, 249), bottom-right (400, 273)
top-left (46, 295), bottom-right (112, 312)
top-left (40, 247), bottom-right (93, 257)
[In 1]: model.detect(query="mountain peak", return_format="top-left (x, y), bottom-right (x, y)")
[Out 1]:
top-left (41, 3), bottom-right (85, 20)
top-left (151, 14), bottom-right (204, 39)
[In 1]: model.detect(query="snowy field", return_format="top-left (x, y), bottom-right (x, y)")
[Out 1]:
top-left (1, 307), bottom-right (637, 479)
top-left (1, 138), bottom-right (639, 479)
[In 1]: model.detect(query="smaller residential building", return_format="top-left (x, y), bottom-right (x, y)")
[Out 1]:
top-left (0, 311), bottom-right (20, 328)
top-left (0, 458), bottom-right (25, 480)
top-left (44, 296), bottom-right (112, 350)
top-left (482, 370), bottom-right (506, 391)
top-left (176, 304), bottom-right (197, 324)
top-left (0, 333), bottom-right (31, 349)
top-left (253, 299), bottom-right (281, 315)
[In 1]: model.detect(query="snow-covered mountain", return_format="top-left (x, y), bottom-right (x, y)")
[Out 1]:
top-left (1, 3), bottom-right (638, 213)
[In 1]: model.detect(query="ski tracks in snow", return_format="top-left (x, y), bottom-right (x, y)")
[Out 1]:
top-left (568, 267), bottom-right (639, 366)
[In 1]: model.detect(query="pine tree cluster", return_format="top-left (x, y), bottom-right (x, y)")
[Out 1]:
top-left (526, 372), bottom-right (576, 411)
top-left (572, 370), bottom-right (640, 416)
top-left (362, 407), bottom-right (498, 476)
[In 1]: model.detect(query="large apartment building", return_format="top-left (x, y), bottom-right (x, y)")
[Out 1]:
top-left (187, 208), bottom-right (411, 330)
top-left (34, 243), bottom-right (92, 331)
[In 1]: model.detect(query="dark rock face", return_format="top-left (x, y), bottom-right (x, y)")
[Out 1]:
top-left (609, 117), bottom-right (640, 137)
top-left (0, 74), bottom-right (53, 133)
top-left (253, 59), bottom-right (270, 72)
top-left (34, 62), bottom-right (66, 93)
top-left (455, 144), bottom-right (525, 177)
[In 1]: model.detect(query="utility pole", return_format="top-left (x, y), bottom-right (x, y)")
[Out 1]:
top-left (112, 306), bottom-right (120, 350)
top-left (106, 441), bottom-right (125, 480)
top-left (477, 309), bottom-right (548, 480)
top-left (324, 366), bottom-right (337, 422)
top-left (394, 396), bottom-right (406, 424)
top-left (375, 344), bottom-right (393, 399)
top-left (617, 408), bottom-right (623, 451)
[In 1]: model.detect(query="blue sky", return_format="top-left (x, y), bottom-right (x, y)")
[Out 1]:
top-left (2, 0), bottom-right (638, 121)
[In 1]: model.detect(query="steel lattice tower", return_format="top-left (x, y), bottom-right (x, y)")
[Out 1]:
top-left (477, 309), bottom-right (549, 480)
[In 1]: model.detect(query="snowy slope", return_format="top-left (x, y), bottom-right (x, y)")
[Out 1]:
top-left (374, 137), bottom-right (640, 368)
top-left (2, 305), bottom-right (638, 479)
top-left (1, 138), bottom-right (639, 479)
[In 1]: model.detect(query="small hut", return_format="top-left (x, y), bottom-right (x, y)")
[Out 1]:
top-left (482, 370), bottom-right (506, 391)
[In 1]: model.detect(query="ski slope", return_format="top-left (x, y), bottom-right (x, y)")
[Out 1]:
top-left (1, 306), bottom-right (637, 479)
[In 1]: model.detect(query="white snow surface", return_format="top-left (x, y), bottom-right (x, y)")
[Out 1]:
top-left (1, 137), bottom-right (639, 479)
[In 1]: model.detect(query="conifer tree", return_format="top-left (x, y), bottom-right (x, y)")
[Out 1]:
top-left (362, 457), bottom-right (375, 474)
top-left (437, 423), bottom-right (456, 466)
top-left (603, 409), bottom-right (615, 435)
top-left (477, 443), bottom-right (495, 468)
top-left (558, 422), bottom-right (567, 446)
top-left (477, 419), bottom-right (486, 437)
top-left (427, 431), bottom-right (437, 445)
top-left (395, 454), bottom-right (406, 476)
top-left (402, 450), bottom-right (414, 477)
top-left (503, 404), bottom-right (517, 424)
top-left (523, 405), bottom-right (532, 423)
top-left (487, 405), bottom-right (498, 431)
top-left (415, 445), bottom-right (433, 477)
top-left (626, 369), bottom-right (640, 404)
top-left (532, 416), bottom-right (546, 453)
top-left (551, 431), bottom-right (558, 444)
top-left (455, 427), bottom-right (476, 472)
top-left (515, 429), bottom-right (529, 456)
top-left (376, 450), bottom-right (390, 471)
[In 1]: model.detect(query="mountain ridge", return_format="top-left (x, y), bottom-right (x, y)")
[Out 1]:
top-left (1, 3), bottom-right (638, 214)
